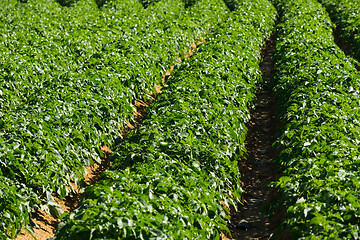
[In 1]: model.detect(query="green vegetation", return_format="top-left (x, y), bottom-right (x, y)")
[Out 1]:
top-left (4, 0), bottom-right (360, 238)
top-left (318, 0), bottom-right (360, 60)
top-left (270, 0), bottom-right (360, 238)
top-left (52, 0), bottom-right (276, 238)
top-left (0, 0), bottom-right (229, 238)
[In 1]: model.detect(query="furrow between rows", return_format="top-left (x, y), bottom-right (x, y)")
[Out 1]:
top-left (50, 1), bottom-right (277, 238)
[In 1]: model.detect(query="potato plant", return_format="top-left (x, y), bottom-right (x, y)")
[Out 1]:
top-left (53, 0), bottom-right (276, 239)
top-left (318, 0), bottom-right (360, 60)
top-left (0, 0), bottom-right (229, 238)
top-left (270, 0), bottom-right (360, 238)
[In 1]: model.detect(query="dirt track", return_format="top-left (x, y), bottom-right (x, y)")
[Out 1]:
top-left (222, 32), bottom-right (280, 240)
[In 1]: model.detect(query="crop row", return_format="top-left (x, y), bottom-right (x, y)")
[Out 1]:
top-left (0, 0), bottom-right (230, 238)
top-left (52, 0), bottom-right (276, 239)
top-left (271, 0), bottom-right (360, 238)
top-left (318, 0), bottom-right (360, 61)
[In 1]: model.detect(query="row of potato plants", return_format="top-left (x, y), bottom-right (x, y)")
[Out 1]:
top-left (52, 0), bottom-right (277, 239)
top-left (317, 0), bottom-right (360, 61)
top-left (271, 0), bottom-right (360, 238)
top-left (0, 0), bottom-right (230, 238)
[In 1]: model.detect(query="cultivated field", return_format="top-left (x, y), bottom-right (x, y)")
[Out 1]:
top-left (1, 0), bottom-right (359, 239)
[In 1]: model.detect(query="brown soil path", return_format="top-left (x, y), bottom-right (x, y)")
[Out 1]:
top-left (223, 33), bottom-right (280, 240)
top-left (14, 39), bottom-right (205, 240)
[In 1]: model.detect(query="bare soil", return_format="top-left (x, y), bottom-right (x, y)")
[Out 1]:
top-left (222, 34), bottom-right (281, 240)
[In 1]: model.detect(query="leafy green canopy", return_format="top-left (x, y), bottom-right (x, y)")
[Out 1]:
top-left (318, 0), bottom-right (360, 61)
top-left (0, 0), bottom-right (229, 237)
top-left (52, 0), bottom-right (276, 239)
top-left (270, 0), bottom-right (360, 238)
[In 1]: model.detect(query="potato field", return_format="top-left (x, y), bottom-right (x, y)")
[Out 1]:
top-left (0, 0), bottom-right (359, 239)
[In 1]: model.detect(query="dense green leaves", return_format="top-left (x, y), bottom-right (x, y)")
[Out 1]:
top-left (318, 0), bottom-right (360, 60)
top-left (0, 0), bottom-right (230, 237)
top-left (270, 0), bottom-right (360, 238)
top-left (53, 0), bottom-right (276, 239)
